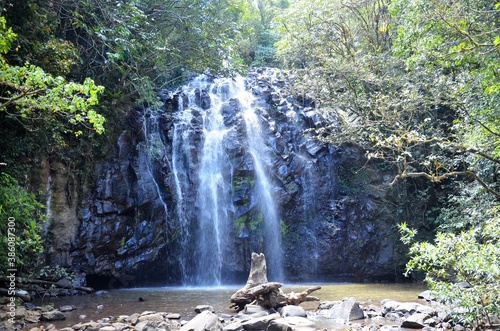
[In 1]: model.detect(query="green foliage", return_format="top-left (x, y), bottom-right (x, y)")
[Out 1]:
top-left (399, 212), bottom-right (500, 328)
top-left (36, 265), bottom-right (75, 282)
top-left (235, 212), bottom-right (263, 232)
top-left (54, 0), bottom-right (250, 103)
top-left (434, 183), bottom-right (499, 233)
top-left (0, 173), bottom-right (46, 274)
top-left (274, 0), bottom-right (500, 200)
top-left (232, 0), bottom-right (287, 67)
top-left (0, 16), bottom-right (106, 137)
top-left (0, 16), bottom-right (16, 54)
top-left (276, 2), bottom-right (500, 326)
top-left (279, 218), bottom-right (288, 238)
top-left (0, 0), bottom-right (79, 77)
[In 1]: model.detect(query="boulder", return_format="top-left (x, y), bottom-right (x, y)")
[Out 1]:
top-left (240, 312), bottom-right (280, 330)
top-left (279, 306), bottom-right (307, 318)
top-left (111, 323), bottom-right (129, 331)
top-left (60, 305), bottom-right (77, 312)
top-left (243, 305), bottom-right (269, 315)
top-left (321, 297), bottom-right (364, 321)
top-left (401, 313), bottom-right (432, 329)
top-left (138, 313), bottom-right (166, 323)
top-left (381, 300), bottom-right (400, 315)
top-left (25, 310), bottom-right (42, 323)
top-left (267, 317), bottom-right (317, 331)
top-left (415, 303), bottom-right (435, 315)
top-left (180, 311), bottom-right (223, 331)
top-left (418, 290), bottom-right (434, 301)
top-left (223, 321), bottom-right (243, 331)
top-left (395, 302), bottom-right (418, 315)
top-left (41, 310), bottom-right (66, 321)
top-left (135, 320), bottom-right (170, 331)
top-left (98, 327), bottom-right (117, 331)
top-left (195, 305), bottom-right (215, 314)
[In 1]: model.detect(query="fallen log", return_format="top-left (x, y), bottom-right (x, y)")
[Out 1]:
top-left (0, 277), bottom-right (94, 294)
top-left (231, 281), bottom-right (284, 307)
top-left (284, 286), bottom-right (321, 305)
top-left (230, 253), bottom-right (321, 310)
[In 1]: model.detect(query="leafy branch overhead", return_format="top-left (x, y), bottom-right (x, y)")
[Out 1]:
top-left (0, 17), bottom-right (105, 137)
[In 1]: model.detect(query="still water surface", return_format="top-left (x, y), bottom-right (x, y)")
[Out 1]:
top-left (35, 283), bottom-right (427, 329)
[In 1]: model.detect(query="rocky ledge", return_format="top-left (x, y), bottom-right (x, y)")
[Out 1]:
top-left (0, 291), bottom-right (465, 331)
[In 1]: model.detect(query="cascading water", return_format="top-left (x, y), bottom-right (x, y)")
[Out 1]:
top-left (139, 108), bottom-right (170, 225)
top-left (235, 79), bottom-right (284, 282)
top-left (171, 94), bottom-right (196, 284)
top-left (171, 75), bottom-right (283, 285)
top-left (192, 78), bottom-right (234, 286)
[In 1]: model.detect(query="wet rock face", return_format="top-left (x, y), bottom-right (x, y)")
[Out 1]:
top-left (65, 68), bottom-right (400, 286)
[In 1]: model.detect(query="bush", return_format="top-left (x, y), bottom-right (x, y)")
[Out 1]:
top-left (0, 173), bottom-right (46, 274)
top-left (399, 210), bottom-right (500, 328)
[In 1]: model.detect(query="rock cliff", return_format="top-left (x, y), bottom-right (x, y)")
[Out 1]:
top-left (48, 68), bottom-right (401, 287)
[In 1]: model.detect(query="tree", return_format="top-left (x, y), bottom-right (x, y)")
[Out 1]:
top-left (0, 16), bottom-right (105, 137)
top-left (388, 0), bottom-right (500, 199)
top-left (275, 1), bottom-right (500, 327)
top-left (275, 0), bottom-right (499, 199)
top-left (232, 0), bottom-right (288, 67)
top-left (399, 212), bottom-right (500, 329)
top-left (46, 0), bottom-right (250, 104)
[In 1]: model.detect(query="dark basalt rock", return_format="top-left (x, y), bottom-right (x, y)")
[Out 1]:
top-left (48, 68), bottom-right (402, 286)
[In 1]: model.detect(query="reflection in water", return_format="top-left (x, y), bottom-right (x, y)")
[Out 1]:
top-left (33, 283), bottom-right (427, 329)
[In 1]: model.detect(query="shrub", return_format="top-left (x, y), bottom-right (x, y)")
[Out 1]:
top-left (0, 173), bottom-right (46, 274)
top-left (399, 210), bottom-right (500, 328)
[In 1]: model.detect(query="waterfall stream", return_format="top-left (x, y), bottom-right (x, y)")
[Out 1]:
top-left (236, 78), bottom-right (284, 281)
top-left (170, 75), bottom-right (283, 285)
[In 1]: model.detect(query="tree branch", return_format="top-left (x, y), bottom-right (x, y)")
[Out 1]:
top-left (390, 171), bottom-right (500, 201)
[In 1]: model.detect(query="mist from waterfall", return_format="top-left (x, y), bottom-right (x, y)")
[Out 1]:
top-left (170, 75), bottom-right (283, 285)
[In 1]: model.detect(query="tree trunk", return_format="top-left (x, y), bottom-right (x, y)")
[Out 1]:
top-left (230, 253), bottom-right (321, 310)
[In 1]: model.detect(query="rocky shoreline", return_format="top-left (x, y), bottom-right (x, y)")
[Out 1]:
top-left (0, 290), bottom-right (465, 331)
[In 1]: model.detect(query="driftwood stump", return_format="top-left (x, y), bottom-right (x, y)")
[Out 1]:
top-left (230, 252), bottom-right (321, 311)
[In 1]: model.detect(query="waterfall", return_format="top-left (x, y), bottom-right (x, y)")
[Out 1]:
top-left (171, 93), bottom-right (195, 284)
top-left (192, 77), bottom-right (233, 286)
top-left (140, 108), bottom-right (169, 226)
top-left (299, 157), bottom-right (320, 277)
top-left (235, 77), bottom-right (284, 282)
top-left (170, 75), bottom-right (283, 285)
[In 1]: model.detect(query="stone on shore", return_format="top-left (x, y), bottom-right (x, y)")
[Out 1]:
top-left (41, 310), bottom-right (66, 321)
top-left (279, 305), bottom-right (307, 318)
top-left (240, 312), bottom-right (281, 330)
top-left (180, 310), bottom-right (223, 331)
top-left (401, 313), bottom-right (432, 329)
top-left (267, 316), bottom-right (318, 331)
top-left (321, 297), bottom-right (364, 321)
top-left (135, 320), bottom-right (171, 331)
top-left (195, 305), bottom-right (215, 313)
